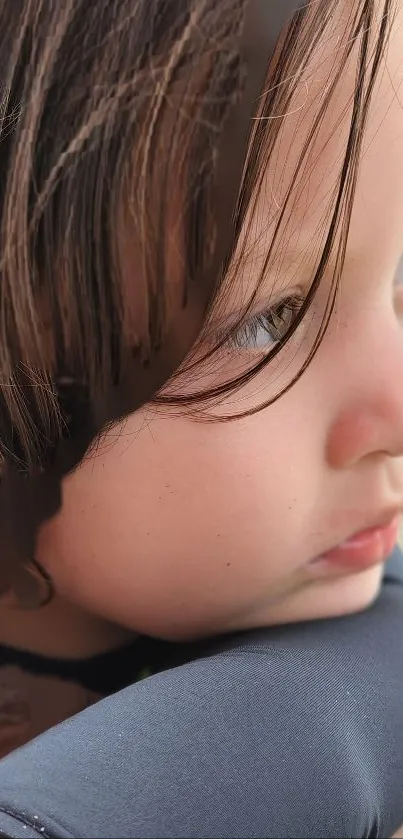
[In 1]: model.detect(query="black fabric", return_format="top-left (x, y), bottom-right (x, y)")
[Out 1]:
top-left (0, 635), bottom-right (171, 695)
top-left (0, 549), bottom-right (403, 838)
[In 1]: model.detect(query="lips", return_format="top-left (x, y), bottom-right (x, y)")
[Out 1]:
top-left (311, 512), bottom-right (401, 573)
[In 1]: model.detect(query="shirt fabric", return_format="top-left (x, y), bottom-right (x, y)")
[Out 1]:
top-left (0, 548), bottom-right (402, 838)
top-left (0, 635), bottom-right (170, 758)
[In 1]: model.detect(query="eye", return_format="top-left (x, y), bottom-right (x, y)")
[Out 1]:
top-left (227, 295), bottom-right (304, 353)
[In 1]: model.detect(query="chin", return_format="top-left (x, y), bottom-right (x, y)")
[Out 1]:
top-left (249, 564), bottom-right (384, 629)
top-left (323, 564), bottom-right (384, 618)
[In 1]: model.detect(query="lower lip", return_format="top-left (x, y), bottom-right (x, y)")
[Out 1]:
top-left (312, 516), bottom-right (400, 572)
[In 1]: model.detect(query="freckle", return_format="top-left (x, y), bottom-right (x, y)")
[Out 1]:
top-left (227, 562), bottom-right (231, 567)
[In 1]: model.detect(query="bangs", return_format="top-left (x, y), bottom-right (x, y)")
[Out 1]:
top-left (0, 0), bottom-right (395, 478)
top-left (156, 0), bottom-right (394, 420)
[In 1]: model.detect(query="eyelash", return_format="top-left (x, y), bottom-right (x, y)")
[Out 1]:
top-left (227, 294), bottom-right (305, 352)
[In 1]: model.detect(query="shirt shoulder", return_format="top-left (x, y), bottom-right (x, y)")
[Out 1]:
top-left (1, 547), bottom-right (403, 838)
top-left (0, 641), bottom-right (383, 838)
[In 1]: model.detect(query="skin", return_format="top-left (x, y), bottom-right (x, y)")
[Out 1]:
top-left (4, 0), bottom-right (403, 651)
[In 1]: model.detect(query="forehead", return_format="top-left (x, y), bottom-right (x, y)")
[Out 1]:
top-left (238, 0), bottom-right (403, 292)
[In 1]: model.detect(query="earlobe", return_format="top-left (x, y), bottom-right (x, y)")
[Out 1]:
top-left (11, 559), bottom-right (54, 611)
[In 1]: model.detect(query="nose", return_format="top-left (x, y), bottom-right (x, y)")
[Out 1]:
top-left (326, 325), bottom-right (403, 469)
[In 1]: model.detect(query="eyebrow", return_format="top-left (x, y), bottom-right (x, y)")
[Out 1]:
top-left (207, 225), bottom-right (346, 337)
top-left (245, 239), bottom-right (334, 291)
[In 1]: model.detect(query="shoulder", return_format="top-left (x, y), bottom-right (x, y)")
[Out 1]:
top-left (0, 642), bottom-right (379, 838)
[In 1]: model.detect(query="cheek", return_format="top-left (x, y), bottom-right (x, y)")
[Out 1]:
top-left (37, 403), bottom-right (318, 638)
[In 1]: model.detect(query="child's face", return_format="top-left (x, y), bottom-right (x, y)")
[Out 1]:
top-left (38, 1), bottom-right (403, 640)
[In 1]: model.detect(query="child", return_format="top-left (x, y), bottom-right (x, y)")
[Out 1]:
top-left (0, 0), bottom-right (402, 829)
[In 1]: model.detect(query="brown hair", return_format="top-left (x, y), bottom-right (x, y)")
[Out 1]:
top-left (0, 0), bottom-right (394, 467)
top-left (162, 0), bottom-right (394, 416)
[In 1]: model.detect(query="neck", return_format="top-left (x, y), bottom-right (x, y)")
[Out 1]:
top-left (0, 593), bottom-right (134, 660)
